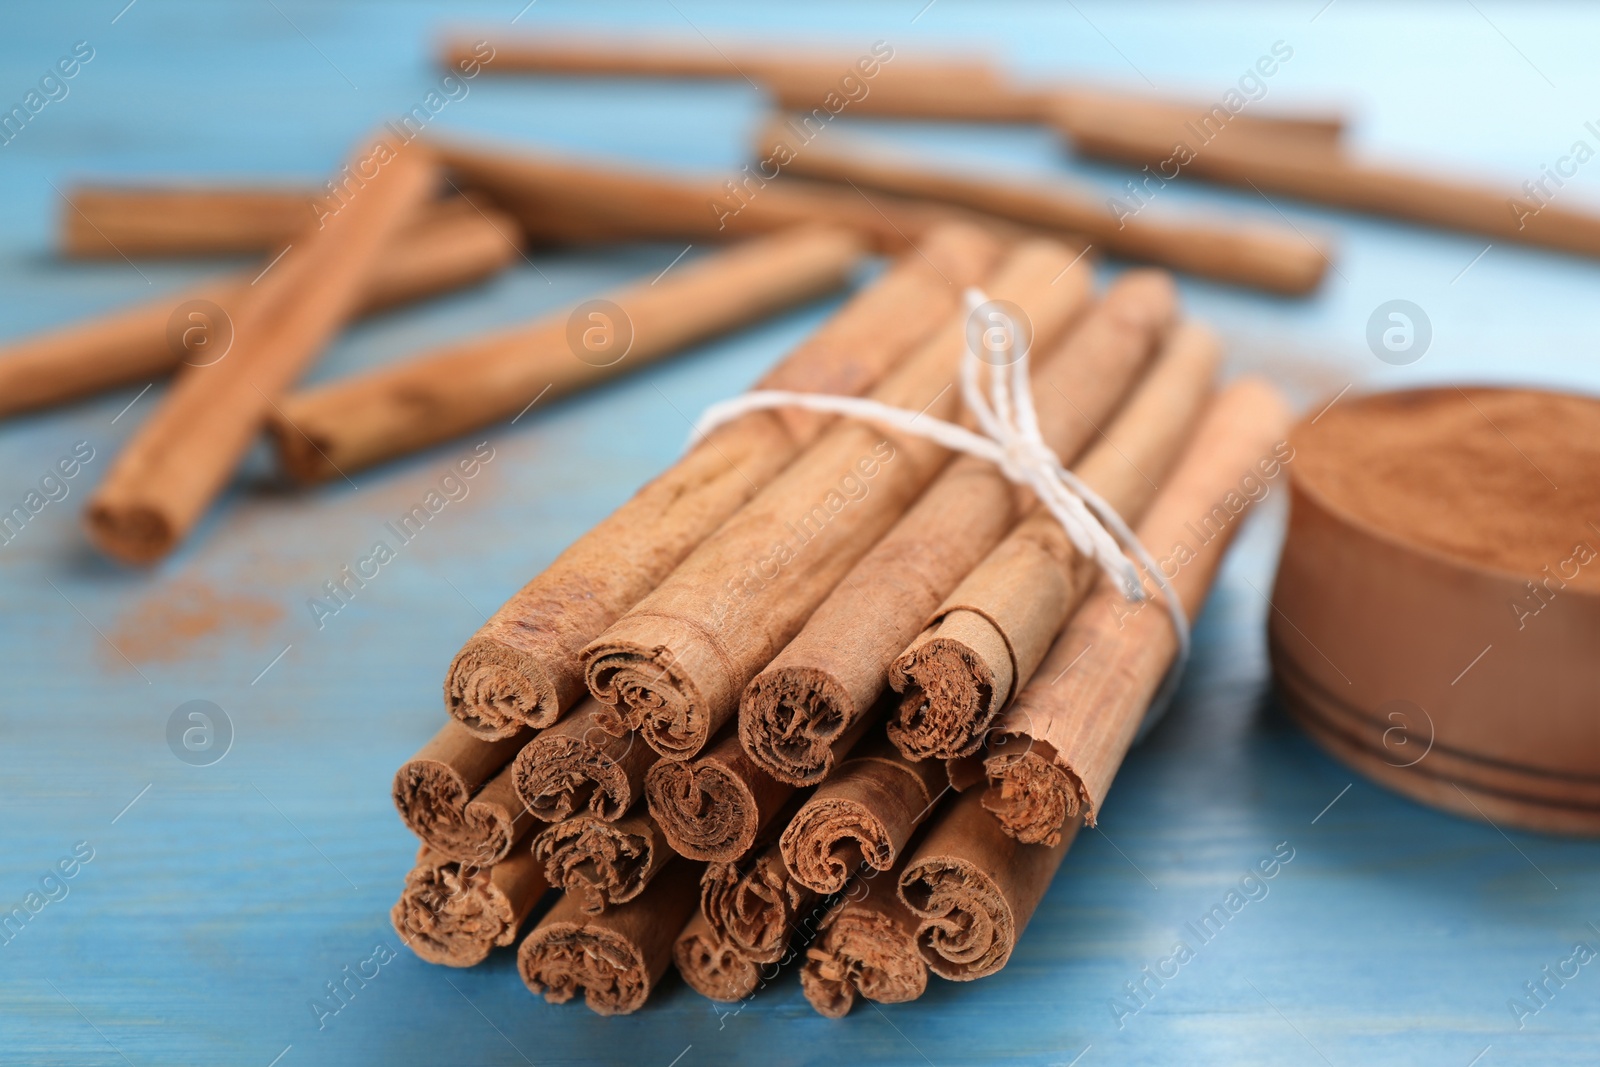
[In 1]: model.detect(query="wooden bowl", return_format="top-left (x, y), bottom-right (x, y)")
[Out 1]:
top-left (1270, 385), bottom-right (1600, 834)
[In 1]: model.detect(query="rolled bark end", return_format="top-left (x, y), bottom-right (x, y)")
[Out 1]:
top-left (84, 500), bottom-right (174, 566)
top-left (739, 666), bottom-right (852, 786)
top-left (779, 798), bottom-right (882, 895)
top-left (888, 624), bottom-right (1008, 761)
top-left (898, 856), bottom-right (1015, 981)
top-left (518, 920), bottom-right (650, 1015)
top-left (801, 897), bottom-right (927, 1017)
top-left (512, 734), bottom-right (628, 824)
top-left (390, 858), bottom-right (521, 967)
top-left (391, 759), bottom-right (514, 865)
top-left (981, 748), bottom-right (1083, 845)
top-left (701, 846), bottom-right (815, 963)
top-left (673, 914), bottom-right (759, 1002)
top-left (445, 638), bottom-right (559, 739)
top-left (644, 756), bottom-right (759, 863)
top-left (585, 641), bottom-right (709, 760)
top-left (532, 812), bottom-right (665, 914)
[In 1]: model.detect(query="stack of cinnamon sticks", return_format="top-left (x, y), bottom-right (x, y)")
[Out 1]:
top-left (386, 216), bottom-right (1294, 1016)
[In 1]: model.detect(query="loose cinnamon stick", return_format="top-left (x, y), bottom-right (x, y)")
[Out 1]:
top-left (443, 223), bottom-right (1002, 741)
top-left (701, 839), bottom-right (819, 964)
top-left (0, 197), bottom-right (518, 420)
top-left (84, 133), bottom-right (438, 563)
top-left (436, 137), bottom-right (967, 253)
top-left (897, 787), bottom-right (1080, 981)
top-left (984, 378), bottom-right (1292, 841)
top-left (800, 855), bottom-right (928, 1016)
top-left (780, 737), bottom-right (948, 894)
top-left (585, 239), bottom-right (1090, 761)
top-left (392, 721), bottom-right (534, 865)
top-left (390, 844), bottom-right (549, 967)
top-left (510, 699), bottom-right (658, 823)
top-left (61, 184), bottom-right (319, 258)
top-left (441, 36), bottom-right (1346, 138)
top-left (269, 225), bottom-right (865, 481)
top-left (1058, 103), bottom-right (1600, 259)
top-left (740, 270), bottom-right (1174, 786)
top-left (673, 911), bottom-right (760, 1003)
top-left (760, 119), bottom-right (1331, 295)
top-left (518, 858), bottom-right (702, 1015)
top-left (532, 808), bottom-right (670, 914)
top-left (1051, 88), bottom-right (1344, 155)
top-left (888, 318), bottom-right (1220, 763)
top-left (643, 728), bottom-right (798, 863)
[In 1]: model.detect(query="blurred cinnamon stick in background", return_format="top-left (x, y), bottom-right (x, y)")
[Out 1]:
top-left (0, 197), bottom-right (517, 419)
top-left (1059, 105), bottom-right (1600, 258)
top-left (760, 120), bottom-right (1332, 294)
top-left (268, 225), bottom-right (866, 481)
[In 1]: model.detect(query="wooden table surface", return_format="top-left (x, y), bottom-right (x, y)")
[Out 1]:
top-left (3, 3), bottom-right (1598, 1064)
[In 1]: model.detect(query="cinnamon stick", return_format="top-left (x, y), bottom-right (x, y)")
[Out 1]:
top-left (443, 223), bottom-right (1002, 740)
top-left (888, 317), bottom-right (1221, 763)
top-left (897, 787), bottom-right (1080, 980)
top-left (532, 808), bottom-right (670, 915)
top-left (740, 270), bottom-right (1174, 786)
top-left (518, 858), bottom-right (702, 1015)
top-left (760, 119), bottom-right (1331, 295)
top-left (643, 729), bottom-right (797, 864)
top-left (800, 854), bottom-right (928, 1016)
top-left (585, 239), bottom-right (1090, 761)
top-left (701, 839), bottom-right (819, 964)
top-left (984, 378), bottom-right (1292, 841)
top-left (269, 224), bottom-right (865, 482)
top-left (1058, 103), bottom-right (1600, 258)
top-left (390, 844), bottom-right (549, 967)
top-left (0, 197), bottom-right (517, 420)
top-left (780, 737), bottom-right (948, 894)
top-left (61, 184), bottom-right (320, 258)
top-left (510, 699), bottom-right (658, 823)
top-left (392, 721), bottom-right (534, 865)
top-left (84, 133), bottom-right (438, 563)
top-left (673, 911), bottom-right (760, 1003)
top-left (441, 36), bottom-right (1347, 138)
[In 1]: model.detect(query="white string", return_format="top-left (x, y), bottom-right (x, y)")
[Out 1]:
top-left (690, 287), bottom-right (1191, 736)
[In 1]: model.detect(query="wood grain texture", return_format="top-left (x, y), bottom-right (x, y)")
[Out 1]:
top-left (1, 3), bottom-right (1598, 1065)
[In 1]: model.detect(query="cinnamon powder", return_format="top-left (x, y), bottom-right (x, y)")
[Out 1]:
top-left (1294, 386), bottom-right (1600, 592)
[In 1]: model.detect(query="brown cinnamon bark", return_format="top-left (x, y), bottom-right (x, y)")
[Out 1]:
top-left (673, 911), bottom-right (760, 1002)
top-left (983, 379), bottom-right (1292, 841)
top-left (269, 225), bottom-right (866, 482)
top-left (1, 197), bottom-right (517, 421)
top-left (518, 858), bottom-right (702, 1015)
top-left (434, 137), bottom-right (1016, 254)
top-left (801, 854), bottom-right (928, 1016)
top-left (585, 239), bottom-right (1090, 761)
top-left (761, 120), bottom-right (1331, 295)
top-left (780, 738), bottom-right (948, 894)
top-left (84, 133), bottom-right (438, 563)
top-left (393, 721), bottom-right (535, 864)
top-left (898, 787), bottom-right (1079, 981)
top-left (643, 728), bottom-right (798, 863)
top-left (740, 271), bottom-right (1173, 786)
top-left (443, 224), bottom-right (1002, 741)
top-left (888, 318), bottom-right (1221, 763)
top-left (390, 844), bottom-right (549, 967)
top-left (60, 184), bottom-right (319, 257)
top-left (532, 808), bottom-right (670, 914)
top-left (701, 840), bottom-right (819, 964)
top-left (510, 699), bottom-right (658, 823)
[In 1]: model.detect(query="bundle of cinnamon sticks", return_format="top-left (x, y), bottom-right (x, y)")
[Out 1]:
top-left (386, 214), bottom-right (1293, 1016)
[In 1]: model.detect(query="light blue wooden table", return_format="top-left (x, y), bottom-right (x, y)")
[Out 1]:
top-left (3, 3), bottom-right (1598, 1064)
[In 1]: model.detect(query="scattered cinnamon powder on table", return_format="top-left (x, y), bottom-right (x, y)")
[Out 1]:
top-left (108, 578), bottom-right (283, 663)
top-left (1293, 386), bottom-right (1600, 592)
